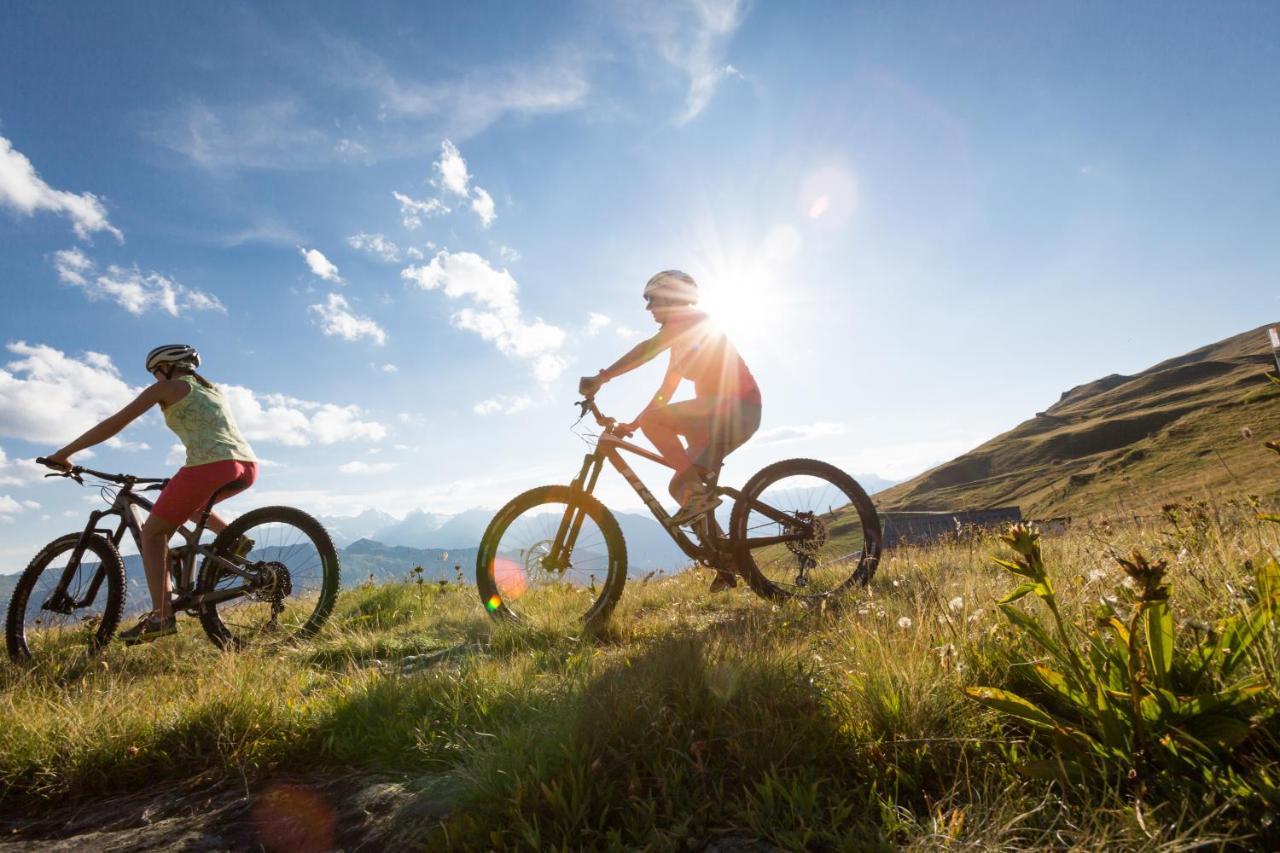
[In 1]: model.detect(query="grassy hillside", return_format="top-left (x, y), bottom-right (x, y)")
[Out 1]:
top-left (877, 323), bottom-right (1280, 518)
top-left (2, 486), bottom-right (1278, 849)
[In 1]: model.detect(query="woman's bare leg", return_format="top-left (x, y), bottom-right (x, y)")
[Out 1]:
top-left (139, 515), bottom-right (178, 619)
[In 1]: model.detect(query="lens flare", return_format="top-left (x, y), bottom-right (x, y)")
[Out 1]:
top-left (485, 594), bottom-right (502, 612)
top-left (492, 557), bottom-right (528, 600)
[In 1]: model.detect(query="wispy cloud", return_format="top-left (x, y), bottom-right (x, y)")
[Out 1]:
top-left (753, 421), bottom-right (846, 446)
top-left (347, 232), bottom-right (401, 262)
top-left (338, 460), bottom-right (395, 474)
top-left (621, 0), bottom-right (746, 123)
top-left (150, 98), bottom-right (330, 171)
top-left (392, 191), bottom-right (448, 230)
top-left (308, 293), bottom-right (387, 345)
top-left (299, 246), bottom-right (343, 283)
top-left (0, 136), bottom-right (123, 242)
top-left (473, 394), bottom-right (533, 416)
top-left (585, 312), bottom-right (612, 336)
top-left (53, 247), bottom-right (225, 316)
top-left (401, 251), bottom-right (566, 381)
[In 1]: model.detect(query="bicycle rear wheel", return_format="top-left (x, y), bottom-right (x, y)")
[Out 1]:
top-left (476, 486), bottom-right (627, 628)
top-left (729, 458), bottom-right (882, 602)
top-left (197, 506), bottom-right (340, 649)
top-left (5, 533), bottom-right (126, 663)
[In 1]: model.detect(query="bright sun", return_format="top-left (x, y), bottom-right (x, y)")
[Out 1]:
top-left (693, 224), bottom-right (802, 345)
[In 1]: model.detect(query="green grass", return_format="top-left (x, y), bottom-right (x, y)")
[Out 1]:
top-left (2, 508), bottom-right (1278, 849)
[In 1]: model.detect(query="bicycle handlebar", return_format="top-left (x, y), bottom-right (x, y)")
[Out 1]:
top-left (36, 457), bottom-right (169, 486)
top-left (574, 398), bottom-right (638, 439)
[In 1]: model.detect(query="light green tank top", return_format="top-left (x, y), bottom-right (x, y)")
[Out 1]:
top-left (163, 376), bottom-right (257, 467)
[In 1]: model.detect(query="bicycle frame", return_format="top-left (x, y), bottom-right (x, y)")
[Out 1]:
top-left (46, 477), bottom-right (257, 616)
top-left (547, 408), bottom-right (818, 572)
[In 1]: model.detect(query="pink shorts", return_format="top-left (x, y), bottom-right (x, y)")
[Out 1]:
top-left (151, 460), bottom-right (257, 525)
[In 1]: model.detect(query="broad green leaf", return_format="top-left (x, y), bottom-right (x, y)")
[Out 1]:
top-left (998, 603), bottom-right (1075, 672)
top-left (1219, 603), bottom-right (1278, 676)
top-left (1094, 681), bottom-right (1130, 750)
top-left (1178, 679), bottom-right (1268, 717)
top-left (963, 686), bottom-right (1060, 730)
top-left (1018, 757), bottom-right (1087, 784)
top-left (1144, 600), bottom-right (1174, 689)
top-left (1033, 664), bottom-right (1086, 708)
top-left (1182, 714), bottom-right (1255, 750)
top-left (1255, 553), bottom-right (1280, 600)
top-left (1000, 582), bottom-right (1047, 604)
top-left (1138, 695), bottom-right (1166, 724)
top-left (992, 557), bottom-right (1037, 579)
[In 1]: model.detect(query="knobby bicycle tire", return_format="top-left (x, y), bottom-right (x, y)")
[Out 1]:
top-left (5, 533), bottom-right (126, 663)
top-left (729, 458), bottom-right (882, 602)
top-left (476, 485), bottom-right (628, 628)
top-left (197, 506), bottom-right (341, 649)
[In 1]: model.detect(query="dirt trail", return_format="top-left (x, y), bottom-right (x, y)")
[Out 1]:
top-left (0, 774), bottom-right (444, 851)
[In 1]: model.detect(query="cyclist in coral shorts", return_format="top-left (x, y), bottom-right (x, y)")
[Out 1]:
top-left (579, 270), bottom-right (762, 591)
top-left (45, 345), bottom-right (258, 643)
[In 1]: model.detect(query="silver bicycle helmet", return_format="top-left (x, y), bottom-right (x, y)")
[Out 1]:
top-left (145, 344), bottom-right (201, 373)
top-left (643, 270), bottom-right (698, 305)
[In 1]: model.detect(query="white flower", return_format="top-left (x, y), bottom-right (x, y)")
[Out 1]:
top-left (948, 596), bottom-right (964, 612)
top-left (897, 616), bottom-right (913, 629)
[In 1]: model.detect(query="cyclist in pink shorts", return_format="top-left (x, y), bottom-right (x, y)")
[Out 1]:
top-left (45, 345), bottom-right (258, 643)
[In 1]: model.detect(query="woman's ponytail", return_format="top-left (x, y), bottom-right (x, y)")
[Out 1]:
top-left (190, 371), bottom-right (216, 390)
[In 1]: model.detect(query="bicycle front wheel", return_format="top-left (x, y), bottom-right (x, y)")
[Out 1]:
top-left (476, 486), bottom-right (627, 628)
top-left (197, 506), bottom-right (340, 649)
top-left (730, 458), bottom-right (882, 602)
top-left (5, 533), bottom-right (126, 663)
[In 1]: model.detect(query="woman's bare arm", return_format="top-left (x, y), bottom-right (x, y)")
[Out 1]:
top-left (47, 381), bottom-right (184, 465)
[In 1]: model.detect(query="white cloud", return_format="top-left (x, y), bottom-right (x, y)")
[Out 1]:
top-left (379, 363), bottom-right (398, 373)
top-left (393, 191), bottom-right (448, 230)
top-left (616, 326), bottom-right (639, 339)
top-left (406, 246), bottom-right (425, 260)
top-left (308, 293), bottom-right (387, 345)
top-left (338, 460), bottom-right (395, 474)
top-left (221, 385), bottom-right (387, 446)
top-left (428, 140), bottom-right (497, 227)
top-left (347, 232), bottom-right (401, 262)
top-left (402, 251), bottom-right (566, 380)
top-left (53, 248), bottom-right (224, 316)
top-left (497, 245), bottom-right (520, 263)
top-left (0, 445), bottom-right (45, 486)
top-left (753, 422), bottom-right (846, 446)
top-left (470, 187), bottom-right (496, 227)
top-left (586, 312), bottom-right (612, 336)
top-left (299, 247), bottom-right (342, 283)
top-left (0, 342), bottom-right (139, 444)
top-left (435, 139), bottom-right (471, 197)
top-left (473, 394), bottom-right (533, 416)
top-left (165, 443), bottom-right (186, 466)
top-left (623, 0), bottom-right (746, 123)
top-left (0, 136), bottom-right (124, 242)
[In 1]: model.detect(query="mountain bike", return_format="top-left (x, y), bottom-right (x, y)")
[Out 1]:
top-left (475, 397), bottom-right (882, 627)
top-left (5, 459), bottom-right (341, 663)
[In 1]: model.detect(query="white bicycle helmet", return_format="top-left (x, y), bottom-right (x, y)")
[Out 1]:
top-left (643, 270), bottom-right (698, 305)
top-left (145, 344), bottom-right (201, 373)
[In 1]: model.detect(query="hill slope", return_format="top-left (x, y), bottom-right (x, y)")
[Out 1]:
top-left (877, 323), bottom-right (1280, 517)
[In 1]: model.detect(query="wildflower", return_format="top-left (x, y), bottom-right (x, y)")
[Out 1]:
top-left (1087, 569), bottom-right (1107, 583)
top-left (897, 616), bottom-right (913, 629)
top-left (968, 608), bottom-right (985, 623)
top-left (948, 596), bottom-right (964, 612)
top-left (1241, 426), bottom-right (1253, 440)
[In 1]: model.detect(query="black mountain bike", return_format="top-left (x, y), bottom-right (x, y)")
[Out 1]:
top-left (5, 459), bottom-right (341, 662)
top-left (476, 397), bottom-right (882, 627)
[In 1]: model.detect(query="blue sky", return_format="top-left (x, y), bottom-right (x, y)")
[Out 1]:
top-left (1, 1), bottom-right (1277, 563)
